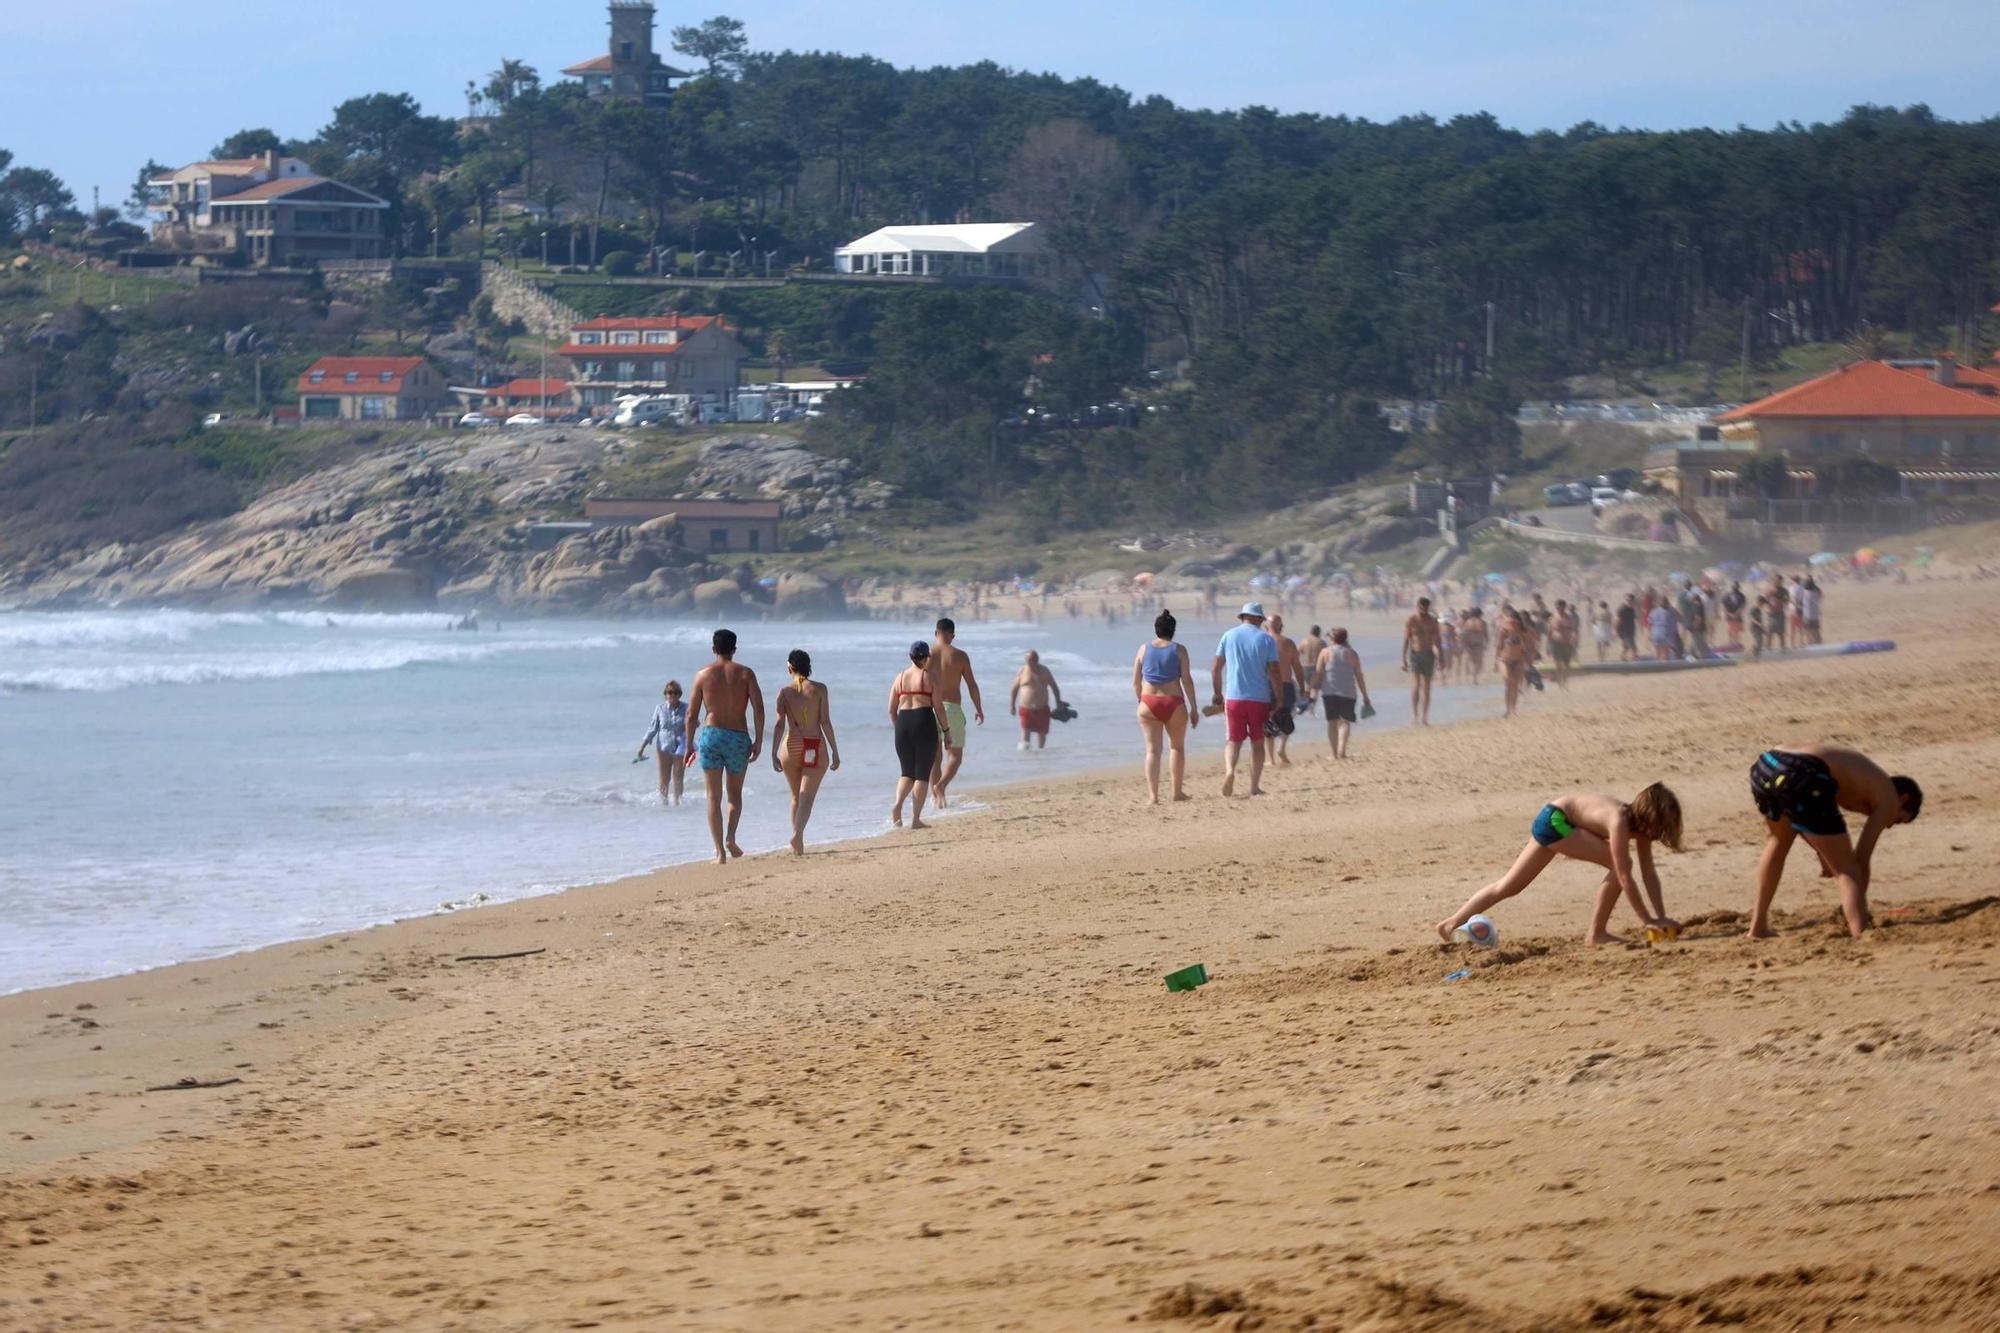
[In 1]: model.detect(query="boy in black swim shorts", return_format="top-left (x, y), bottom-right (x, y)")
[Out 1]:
top-left (1747, 744), bottom-right (1921, 939)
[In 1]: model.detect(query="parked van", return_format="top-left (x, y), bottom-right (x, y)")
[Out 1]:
top-left (612, 395), bottom-right (687, 427)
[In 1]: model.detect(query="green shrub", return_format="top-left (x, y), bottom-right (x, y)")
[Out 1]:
top-left (601, 250), bottom-right (638, 278)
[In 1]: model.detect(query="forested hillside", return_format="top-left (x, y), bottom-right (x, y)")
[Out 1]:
top-left (11, 20), bottom-right (1997, 532)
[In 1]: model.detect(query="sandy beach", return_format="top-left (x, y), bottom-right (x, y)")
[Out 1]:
top-left (5, 575), bottom-right (1999, 1331)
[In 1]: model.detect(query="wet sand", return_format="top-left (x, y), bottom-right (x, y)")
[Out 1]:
top-left (4, 576), bottom-right (1999, 1330)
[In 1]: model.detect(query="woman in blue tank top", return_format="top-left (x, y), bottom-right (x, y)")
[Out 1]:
top-left (1131, 610), bottom-right (1198, 804)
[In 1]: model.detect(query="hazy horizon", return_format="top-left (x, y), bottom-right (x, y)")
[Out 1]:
top-left (4, 0), bottom-right (1996, 217)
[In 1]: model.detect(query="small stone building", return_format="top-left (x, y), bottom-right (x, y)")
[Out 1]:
top-left (584, 498), bottom-right (782, 554)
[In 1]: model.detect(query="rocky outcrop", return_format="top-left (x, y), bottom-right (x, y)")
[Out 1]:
top-left (680, 436), bottom-right (897, 546)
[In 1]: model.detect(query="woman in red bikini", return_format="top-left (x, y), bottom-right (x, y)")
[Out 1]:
top-left (771, 649), bottom-right (839, 855)
top-left (1130, 610), bottom-right (1199, 805)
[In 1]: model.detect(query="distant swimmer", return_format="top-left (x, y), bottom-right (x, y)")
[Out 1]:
top-left (889, 640), bottom-right (947, 829)
top-left (928, 617), bottom-right (984, 808)
top-left (1437, 785), bottom-right (1684, 948)
top-left (1747, 745), bottom-right (1921, 939)
top-left (684, 628), bottom-right (765, 864)
top-left (636, 679), bottom-right (689, 805)
top-left (771, 649), bottom-right (839, 856)
top-left (1308, 627), bottom-right (1372, 760)
top-left (1211, 601), bottom-right (1281, 798)
top-left (1009, 650), bottom-right (1063, 751)
top-left (1402, 596), bottom-right (1441, 725)
top-left (1132, 611), bottom-right (1198, 804)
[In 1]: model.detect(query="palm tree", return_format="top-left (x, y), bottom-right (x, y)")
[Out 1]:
top-left (485, 60), bottom-right (540, 110)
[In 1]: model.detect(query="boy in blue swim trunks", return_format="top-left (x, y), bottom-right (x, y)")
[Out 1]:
top-left (1747, 744), bottom-right (1921, 939)
top-left (1437, 786), bottom-right (1684, 947)
top-left (684, 628), bottom-right (766, 864)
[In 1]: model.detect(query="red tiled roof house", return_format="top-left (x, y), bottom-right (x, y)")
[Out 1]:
top-left (1648, 357), bottom-right (2000, 519)
top-left (298, 356), bottom-right (448, 422)
top-left (558, 314), bottom-right (746, 411)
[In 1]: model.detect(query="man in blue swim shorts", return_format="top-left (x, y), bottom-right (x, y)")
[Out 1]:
top-left (685, 628), bottom-right (766, 864)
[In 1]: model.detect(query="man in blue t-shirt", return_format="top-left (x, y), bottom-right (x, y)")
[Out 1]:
top-left (1211, 601), bottom-right (1282, 797)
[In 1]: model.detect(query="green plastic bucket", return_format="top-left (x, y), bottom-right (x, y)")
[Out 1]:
top-left (1165, 963), bottom-right (1209, 992)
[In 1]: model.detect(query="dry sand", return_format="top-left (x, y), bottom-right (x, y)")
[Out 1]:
top-left (4, 576), bottom-right (2000, 1331)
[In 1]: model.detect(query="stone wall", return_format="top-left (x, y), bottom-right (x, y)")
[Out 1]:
top-left (481, 262), bottom-right (583, 339)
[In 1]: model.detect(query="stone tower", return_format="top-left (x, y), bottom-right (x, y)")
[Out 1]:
top-left (608, 0), bottom-right (656, 89)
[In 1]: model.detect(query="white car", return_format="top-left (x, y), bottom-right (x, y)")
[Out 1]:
top-left (457, 412), bottom-right (500, 428)
top-left (1591, 487), bottom-right (1623, 505)
top-left (504, 413), bottom-right (547, 428)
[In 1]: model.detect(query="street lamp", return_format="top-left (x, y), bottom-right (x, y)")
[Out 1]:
top-left (540, 230), bottom-right (548, 268)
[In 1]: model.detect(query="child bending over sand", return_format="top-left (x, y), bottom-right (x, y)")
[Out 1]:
top-left (1437, 784), bottom-right (1684, 948)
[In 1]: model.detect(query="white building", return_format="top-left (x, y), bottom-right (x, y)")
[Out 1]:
top-left (832, 222), bottom-right (1046, 278)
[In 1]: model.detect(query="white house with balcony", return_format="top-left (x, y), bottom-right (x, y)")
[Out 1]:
top-left (832, 222), bottom-right (1046, 279)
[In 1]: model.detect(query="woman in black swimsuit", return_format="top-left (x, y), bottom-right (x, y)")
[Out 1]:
top-left (888, 640), bottom-right (947, 828)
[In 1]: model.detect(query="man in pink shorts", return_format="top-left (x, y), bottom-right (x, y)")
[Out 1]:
top-left (1211, 601), bottom-right (1283, 797)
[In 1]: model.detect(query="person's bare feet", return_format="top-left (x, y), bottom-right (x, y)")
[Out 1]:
top-left (1746, 924), bottom-right (1778, 939)
top-left (727, 840), bottom-right (745, 859)
top-left (712, 851), bottom-right (729, 866)
top-left (910, 817), bottom-right (928, 830)
top-left (1435, 919), bottom-right (1457, 943)
top-left (890, 807), bottom-right (903, 828)
top-left (1248, 785), bottom-right (1264, 796)
top-left (1173, 790), bottom-right (1192, 802)
top-left (1585, 930), bottom-right (1622, 948)
top-left (1221, 773), bottom-right (1235, 797)
top-left (790, 834), bottom-right (804, 856)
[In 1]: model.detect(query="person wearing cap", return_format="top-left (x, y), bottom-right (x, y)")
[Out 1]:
top-left (1212, 602), bottom-right (1282, 797)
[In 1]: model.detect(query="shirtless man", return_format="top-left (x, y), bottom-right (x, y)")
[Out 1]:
top-left (1459, 608), bottom-right (1488, 685)
top-left (1296, 625), bottom-right (1326, 717)
top-left (1548, 599), bottom-right (1579, 689)
top-left (1264, 612), bottom-right (1306, 765)
top-left (1009, 650), bottom-right (1063, 750)
top-left (1402, 596), bottom-right (1441, 725)
top-left (1747, 744), bottom-right (1922, 939)
top-left (928, 617), bottom-right (984, 807)
top-left (683, 627), bottom-right (766, 864)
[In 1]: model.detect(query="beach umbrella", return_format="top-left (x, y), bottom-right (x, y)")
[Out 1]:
top-left (1853, 548), bottom-right (1880, 565)
top-left (1809, 552), bottom-right (1841, 566)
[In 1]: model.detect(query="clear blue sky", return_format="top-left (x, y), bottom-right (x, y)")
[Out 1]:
top-left (5, 0), bottom-right (1994, 212)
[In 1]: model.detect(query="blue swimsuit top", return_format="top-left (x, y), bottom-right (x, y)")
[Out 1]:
top-left (1141, 642), bottom-right (1181, 686)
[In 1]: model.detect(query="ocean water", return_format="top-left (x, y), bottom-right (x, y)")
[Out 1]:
top-left (0, 608), bottom-right (1471, 993)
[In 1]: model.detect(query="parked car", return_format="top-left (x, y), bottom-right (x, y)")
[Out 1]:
top-left (1544, 483), bottom-right (1583, 507)
top-left (1596, 467), bottom-right (1642, 491)
top-left (457, 412), bottom-right (500, 428)
top-left (1591, 486), bottom-right (1623, 505)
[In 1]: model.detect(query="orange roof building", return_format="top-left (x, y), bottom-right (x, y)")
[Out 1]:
top-left (1716, 358), bottom-right (2000, 468)
top-left (298, 356), bottom-right (447, 422)
top-left (557, 313), bottom-right (746, 410)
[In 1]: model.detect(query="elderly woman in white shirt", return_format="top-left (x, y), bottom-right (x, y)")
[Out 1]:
top-left (637, 680), bottom-right (690, 805)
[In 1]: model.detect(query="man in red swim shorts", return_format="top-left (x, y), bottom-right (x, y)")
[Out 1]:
top-left (1009, 650), bottom-right (1062, 750)
top-left (1211, 602), bottom-right (1282, 797)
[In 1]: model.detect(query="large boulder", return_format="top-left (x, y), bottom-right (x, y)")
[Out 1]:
top-left (692, 577), bottom-right (744, 613)
top-left (324, 559), bottom-right (434, 608)
top-left (772, 571), bottom-right (846, 619)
